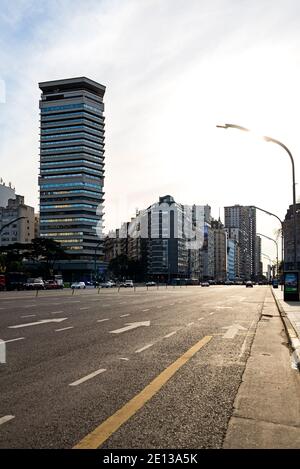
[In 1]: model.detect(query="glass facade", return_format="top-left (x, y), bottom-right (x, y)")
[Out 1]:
top-left (39, 77), bottom-right (105, 258)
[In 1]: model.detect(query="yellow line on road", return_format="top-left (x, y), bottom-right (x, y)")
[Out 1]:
top-left (73, 335), bottom-right (213, 449)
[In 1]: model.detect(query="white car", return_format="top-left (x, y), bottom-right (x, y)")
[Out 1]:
top-left (124, 280), bottom-right (134, 288)
top-left (71, 281), bottom-right (86, 289)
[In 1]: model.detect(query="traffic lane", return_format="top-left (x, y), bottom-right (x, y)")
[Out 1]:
top-left (0, 287), bottom-right (266, 373)
top-left (0, 289), bottom-right (263, 448)
top-left (0, 285), bottom-right (227, 335)
top-left (0, 285), bottom-right (264, 369)
top-left (100, 332), bottom-right (252, 449)
top-left (0, 318), bottom-right (255, 449)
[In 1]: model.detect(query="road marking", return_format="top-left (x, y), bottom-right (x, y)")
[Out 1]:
top-left (9, 318), bottom-right (68, 329)
top-left (198, 317), bottom-right (204, 321)
top-left (51, 311), bottom-right (64, 315)
top-left (142, 309), bottom-right (150, 312)
top-left (0, 415), bottom-right (15, 426)
top-left (20, 314), bottom-right (36, 318)
top-left (80, 307), bottom-right (90, 310)
top-left (66, 300), bottom-right (80, 303)
top-left (3, 337), bottom-right (25, 344)
top-left (119, 357), bottom-right (129, 361)
top-left (110, 321), bottom-right (150, 334)
top-left (135, 343), bottom-right (154, 353)
top-left (156, 306), bottom-right (162, 309)
top-left (120, 314), bottom-right (130, 317)
top-left (55, 326), bottom-right (74, 332)
top-left (169, 303), bottom-right (175, 306)
top-left (222, 324), bottom-right (247, 339)
top-left (215, 306), bottom-right (233, 310)
top-left (23, 304), bottom-right (36, 308)
top-left (209, 312), bottom-right (214, 315)
top-left (69, 368), bottom-right (106, 386)
top-left (164, 331), bottom-right (177, 338)
top-left (73, 334), bottom-right (212, 449)
top-left (187, 322), bottom-right (194, 326)
top-left (97, 318), bottom-right (110, 323)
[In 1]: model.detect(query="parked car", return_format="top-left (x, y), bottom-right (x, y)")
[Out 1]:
top-left (71, 281), bottom-right (86, 289)
top-left (201, 282), bottom-right (210, 287)
top-left (124, 280), bottom-right (134, 288)
top-left (24, 278), bottom-right (45, 290)
top-left (44, 280), bottom-right (60, 290)
top-left (146, 281), bottom-right (156, 287)
top-left (101, 281), bottom-right (115, 288)
top-left (245, 281), bottom-right (253, 288)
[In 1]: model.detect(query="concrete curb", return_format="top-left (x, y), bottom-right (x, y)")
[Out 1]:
top-left (271, 287), bottom-right (300, 370)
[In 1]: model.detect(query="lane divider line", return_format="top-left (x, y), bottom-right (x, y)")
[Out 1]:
top-left (55, 326), bottom-right (74, 332)
top-left (69, 368), bottom-right (106, 387)
top-left (135, 343), bottom-right (154, 353)
top-left (0, 415), bottom-right (15, 426)
top-left (120, 314), bottom-right (130, 317)
top-left (21, 314), bottom-right (36, 318)
top-left (73, 335), bottom-right (213, 449)
top-left (51, 311), bottom-right (64, 315)
top-left (97, 318), bottom-right (110, 323)
top-left (80, 307), bottom-right (90, 311)
top-left (3, 337), bottom-right (25, 344)
top-left (164, 331), bottom-right (177, 338)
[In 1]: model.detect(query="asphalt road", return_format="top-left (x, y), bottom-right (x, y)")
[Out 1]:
top-left (0, 285), bottom-right (268, 448)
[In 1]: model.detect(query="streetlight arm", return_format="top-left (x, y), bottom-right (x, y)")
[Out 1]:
top-left (0, 216), bottom-right (26, 235)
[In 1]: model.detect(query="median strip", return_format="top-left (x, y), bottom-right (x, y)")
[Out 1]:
top-left (73, 334), bottom-right (212, 449)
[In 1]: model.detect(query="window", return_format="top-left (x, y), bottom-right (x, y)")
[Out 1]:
top-left (41, 103), bottom-right (102, 114)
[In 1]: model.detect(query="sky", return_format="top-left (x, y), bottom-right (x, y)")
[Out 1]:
top-left (1, 0), bottom-right (300, 270)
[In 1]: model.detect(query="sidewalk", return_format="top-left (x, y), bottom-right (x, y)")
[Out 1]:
top-left (272, 288), bottom-right (300, 367)
top-left (224, 288), bottom-right (300, 448)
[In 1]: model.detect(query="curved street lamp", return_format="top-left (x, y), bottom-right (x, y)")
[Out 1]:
top-left (0, 216), bottom-right (27, 235)
top-left (217, 123), bottom-right (297, 271)
top-left (262, 253), bottom-right (275, 281)
top-left (251, 205), bottom-right (284, 289)
top-left (257, 232), bottom-right (278, 279)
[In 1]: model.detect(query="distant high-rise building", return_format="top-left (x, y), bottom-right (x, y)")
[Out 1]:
top-left (212, 218), bottom-right (227, 281)
top-left (283, 203), bottom-right (300, 271)
top-left (0, 181), bottom-right (15, 208)
top-left (224, 205), bottom-right (256, 280)
top-left (38, 77), bottom-right (105, 278)
top-left (0, 195), bottom-right (34, 246)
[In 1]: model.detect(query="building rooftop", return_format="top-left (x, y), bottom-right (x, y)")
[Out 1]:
top-left (39, 77), bottom-right (106, 98)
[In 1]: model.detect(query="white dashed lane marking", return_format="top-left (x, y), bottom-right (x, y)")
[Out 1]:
top-left (0, 415), bottom-right (15, 426)
top-left (69, 368), bottom-right (106, 386)
top-left (135, 343), bottom-right (154, 353)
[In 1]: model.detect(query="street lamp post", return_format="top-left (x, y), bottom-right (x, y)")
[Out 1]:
top-left (262, 253), bottom-right (275, 281)
top-left (257, 232), bottom-right (279, 279)
top-left (251, 205), bottom-right (284, 289)
top-left (0, 216), bottom-right (27, 235)
top-left (94, 240), bottom-right (102, 284)
top-left (217, 123), bottom-right (297, 271)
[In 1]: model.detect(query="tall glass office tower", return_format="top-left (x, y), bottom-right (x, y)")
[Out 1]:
top-left (38, 77), bottom-right (105, 276)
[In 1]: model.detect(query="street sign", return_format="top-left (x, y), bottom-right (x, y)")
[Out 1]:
top-left (284, 271), bottom-right (299, 301)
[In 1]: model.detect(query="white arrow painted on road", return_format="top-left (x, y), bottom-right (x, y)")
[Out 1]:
top-left (222, 324), bottom-right (247, 339)
top-left (8, 318), bottom-right (68, 329)
top-left (109, 321), bottom-right (150, 334)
